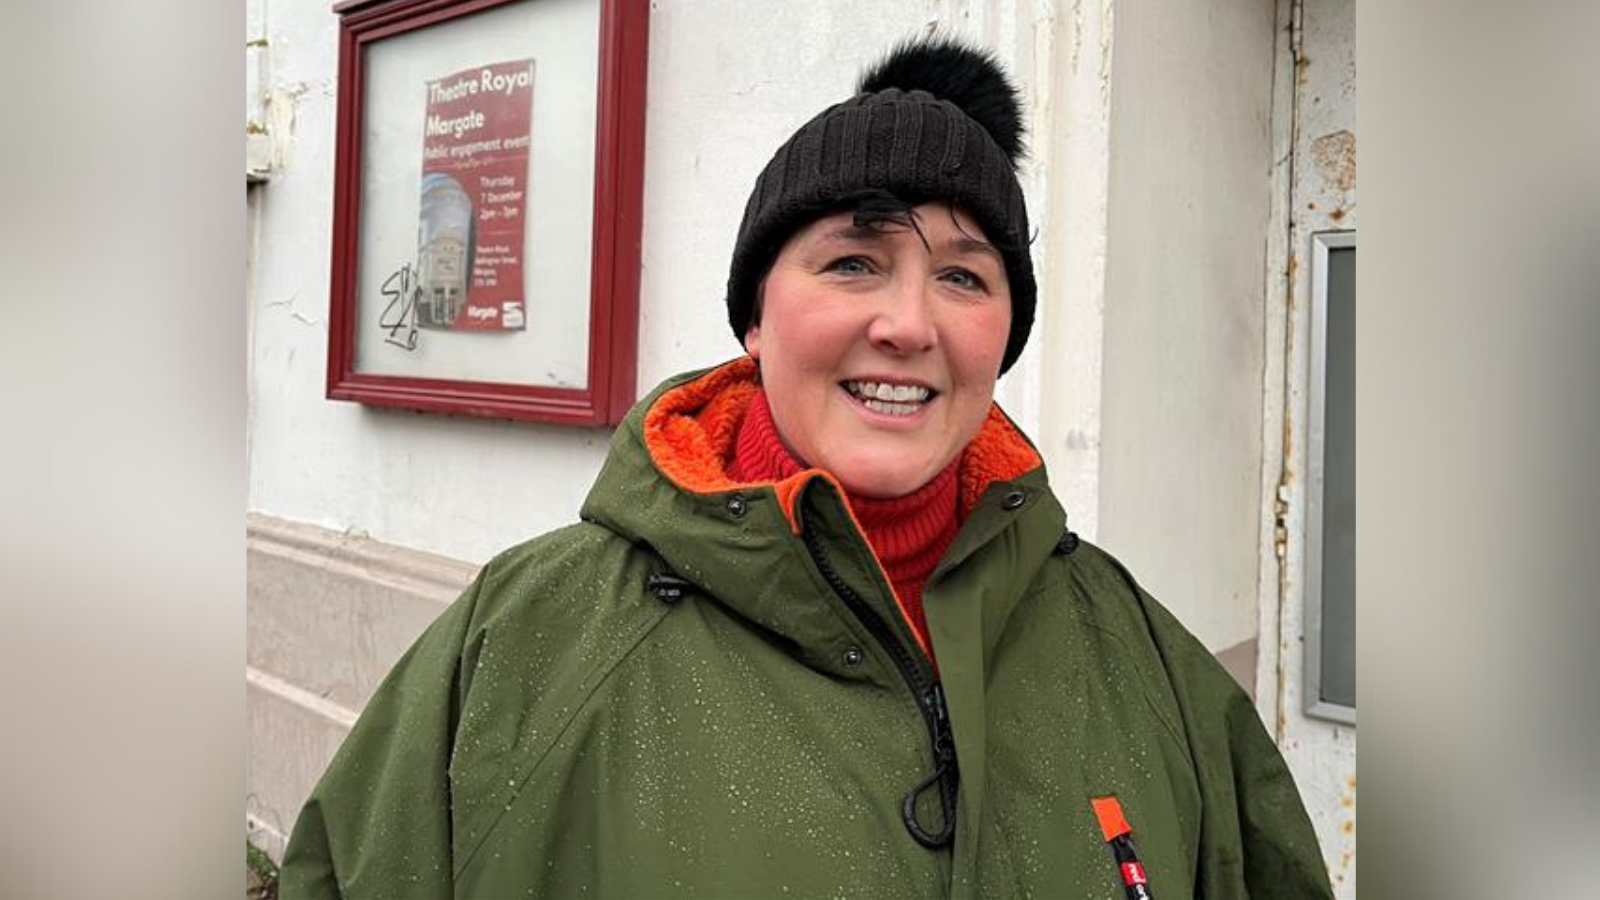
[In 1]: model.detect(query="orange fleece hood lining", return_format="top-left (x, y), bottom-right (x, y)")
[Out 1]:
top-left (642, 357), bottom-right (1042, 532)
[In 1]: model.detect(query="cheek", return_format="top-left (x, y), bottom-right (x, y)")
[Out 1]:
top-left (767, 309), bottom-right (852, 369)
top-left (957, 306), bottom-right (1012, 381)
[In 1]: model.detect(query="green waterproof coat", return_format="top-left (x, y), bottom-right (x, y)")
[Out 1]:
top-left (281, 360), bottom-right (1334, 900)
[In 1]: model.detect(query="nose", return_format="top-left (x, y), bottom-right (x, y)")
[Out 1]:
top-left (867, 274), bottom-right (938, 355)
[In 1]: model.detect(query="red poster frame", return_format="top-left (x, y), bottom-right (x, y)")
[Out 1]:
top-left (327, 0), bottom-right (647, 426)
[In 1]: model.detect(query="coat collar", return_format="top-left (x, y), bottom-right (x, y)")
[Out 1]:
top-left (581, 358), bottom-right (1062, 675)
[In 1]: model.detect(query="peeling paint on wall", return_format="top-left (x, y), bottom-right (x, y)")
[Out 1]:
top-left (1310, 129), bottom-right (1356, 193)
top-left (247, 38), bottom-right (315, 180)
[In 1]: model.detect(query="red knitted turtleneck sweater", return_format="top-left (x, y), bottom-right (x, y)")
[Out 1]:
top-left (730, 390), bottom-right (959, 656)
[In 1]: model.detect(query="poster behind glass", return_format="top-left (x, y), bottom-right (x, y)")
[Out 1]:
top-left (352, 0), bottom-right (599, 389)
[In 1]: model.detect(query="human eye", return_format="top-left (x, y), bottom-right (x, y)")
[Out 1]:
top-left (823, 255), bottom-right (875, 276)
top-left (940, 267), bottom-right (988, 292)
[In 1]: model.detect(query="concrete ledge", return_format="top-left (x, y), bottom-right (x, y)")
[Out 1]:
top-left (247, 666), bottom-right (357, 861)
top-left (246, 513), bottom-right (478, 710)
top-left (246, 513), bottom-right (479, 861)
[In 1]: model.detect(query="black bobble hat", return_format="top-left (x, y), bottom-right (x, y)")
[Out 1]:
top-left (725, 36), bottom-right (1035, 374)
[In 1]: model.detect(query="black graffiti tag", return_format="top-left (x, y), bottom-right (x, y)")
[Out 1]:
top-left (378, 263), bottom-right (421, 351)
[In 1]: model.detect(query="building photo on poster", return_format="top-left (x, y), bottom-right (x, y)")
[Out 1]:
top-left (415, 59), bottom-right (534, 333)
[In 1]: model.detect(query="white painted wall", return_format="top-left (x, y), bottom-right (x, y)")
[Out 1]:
top-left (1096, 0), bottom-right (1280, 654)
top-left (1029, 0), bottom-right (1115, 544)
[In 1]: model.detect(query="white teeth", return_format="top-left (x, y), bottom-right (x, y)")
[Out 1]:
top-left (845, 380), bottom-right (931, 404)
top-left (863, 398), bottom-right (921, 417)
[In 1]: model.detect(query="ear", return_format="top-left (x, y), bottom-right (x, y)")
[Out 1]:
top-left (743, 278), bottom-right (767, 359)
top-left (742, 321), bottom-right (762, 360)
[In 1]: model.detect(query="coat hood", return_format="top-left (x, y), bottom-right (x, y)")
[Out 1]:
top-left (580, 358), bottom-right (1064, 667)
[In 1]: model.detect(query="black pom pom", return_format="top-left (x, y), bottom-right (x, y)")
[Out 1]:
top-left (857, 36), bottom-right (1025, 165)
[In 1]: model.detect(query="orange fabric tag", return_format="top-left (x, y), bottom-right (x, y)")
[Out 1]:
top-left (1090, 796), bottom-right (1133, 842)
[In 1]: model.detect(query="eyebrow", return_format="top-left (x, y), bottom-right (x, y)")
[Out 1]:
top-left (810, 226), bottom-right (1004, 265)
top-left (947, 236), bottom-right (1004, 265)
top-left (812, 224), bottom-right (893, 245)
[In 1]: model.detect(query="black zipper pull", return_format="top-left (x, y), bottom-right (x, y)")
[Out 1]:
top-left (926, 683), bottom-right (955, 766)
top-left (902, 682), bottom-right (959, 848)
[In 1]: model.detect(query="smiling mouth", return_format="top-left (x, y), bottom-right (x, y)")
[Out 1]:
top-left (841, 380), bottom-right (937, 417)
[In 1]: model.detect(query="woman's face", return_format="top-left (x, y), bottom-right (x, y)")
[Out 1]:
top-left (744, 203), bottom-right (1011, 498)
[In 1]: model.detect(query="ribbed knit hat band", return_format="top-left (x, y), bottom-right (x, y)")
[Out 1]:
top-left (725, 41), bottom-right (1036, 374)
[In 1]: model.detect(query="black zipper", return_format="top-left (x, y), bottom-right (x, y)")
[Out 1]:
top-left (801, 516), bottom-right (960, 848)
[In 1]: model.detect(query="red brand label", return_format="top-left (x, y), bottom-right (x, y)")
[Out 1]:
top-left (1121, 862), bottom-right (1148, 885)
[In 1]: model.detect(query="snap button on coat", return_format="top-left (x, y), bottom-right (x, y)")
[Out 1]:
top-left (1055, 530), bottom-right (1081, 555)
top-left (1001, 489), bottom-right (1027, 510)
top-left (725, 494), bottom-right (749, 518)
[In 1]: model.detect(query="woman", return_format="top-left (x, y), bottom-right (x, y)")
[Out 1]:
top-left (282, 37), bottom-right (1333, 899)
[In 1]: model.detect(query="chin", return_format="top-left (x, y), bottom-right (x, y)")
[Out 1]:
top-left (832, 459), bottom-right (939, 500)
